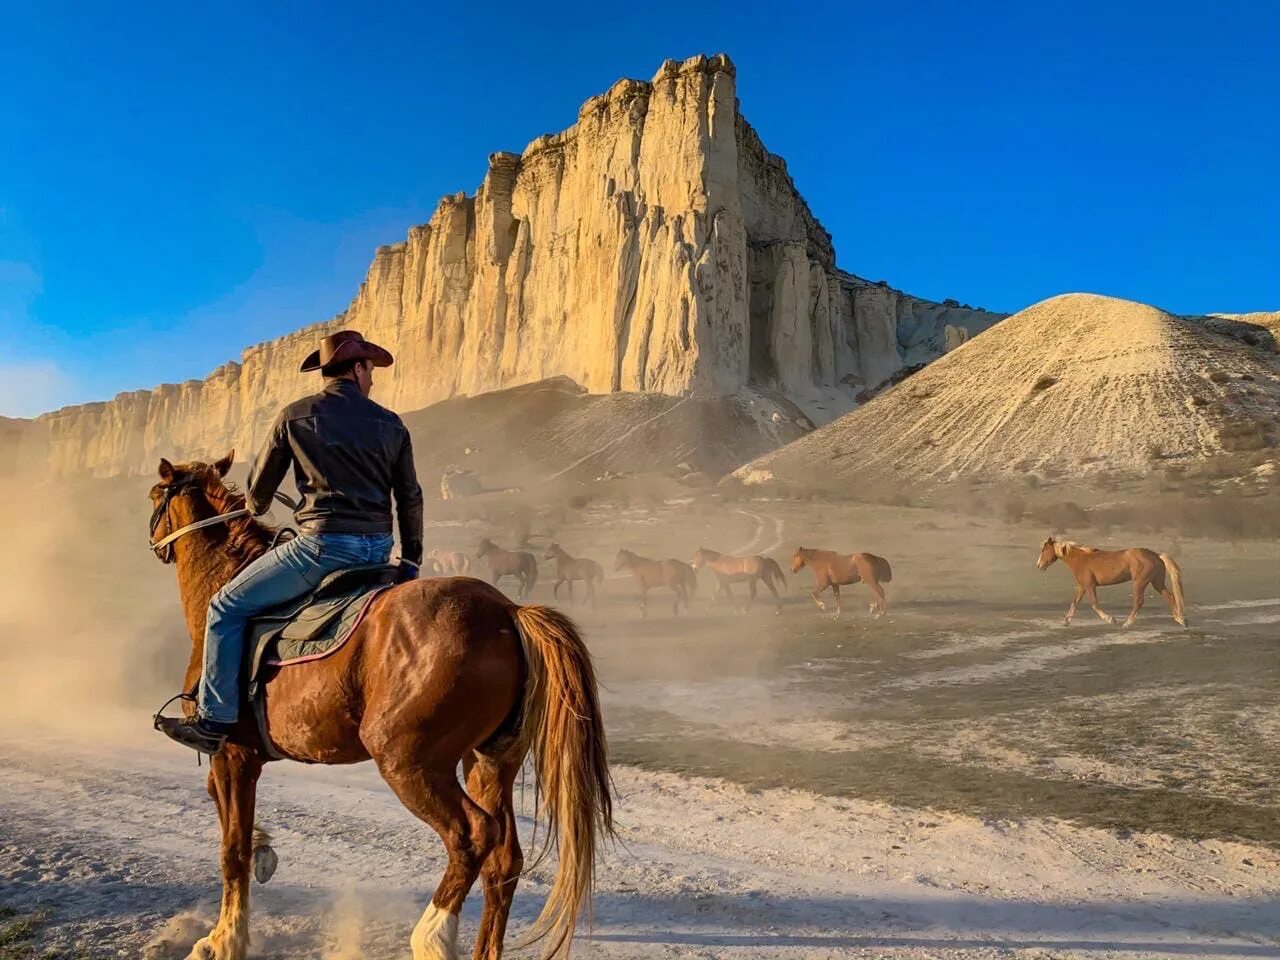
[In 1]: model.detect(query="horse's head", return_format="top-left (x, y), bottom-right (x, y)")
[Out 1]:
top-left (1036, 536), bottom-right (1058, 570)
top-left (614, 548), bottom-right (633, 571)
top-left (476, 538), bottom-right (496, 559)
top-left (544, 542), bottom-right (561, 560)
top-left (148, 452), bottom-right (235, 563)
top-left (790, 547), bottom-right (808, 574)
top-left (691, 547), bottom-right (706, 569)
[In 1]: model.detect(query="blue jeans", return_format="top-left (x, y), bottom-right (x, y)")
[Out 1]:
top-left (199, 532), bottom-right (393, 723)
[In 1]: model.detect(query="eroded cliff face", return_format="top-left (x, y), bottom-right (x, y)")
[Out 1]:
top-left (14, 53), bottom-right (1004, 478)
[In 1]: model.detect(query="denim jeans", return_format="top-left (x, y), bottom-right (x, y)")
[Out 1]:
top-left (199, 532), bottom-right (393, 723)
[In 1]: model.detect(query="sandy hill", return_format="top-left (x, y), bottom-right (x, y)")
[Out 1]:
top-left (400, 376), bottom-right (808, 495)
top-left (734, 293), bottom-right (1280, 489)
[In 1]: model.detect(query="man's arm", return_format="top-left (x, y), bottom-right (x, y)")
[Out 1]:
top-left (392, 427), bottom-right (425, 565)
top-left (246, 413), bottom-right (292, 516)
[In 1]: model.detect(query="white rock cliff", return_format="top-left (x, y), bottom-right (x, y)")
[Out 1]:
top-left (10, 54), bottom-right (1004, 478)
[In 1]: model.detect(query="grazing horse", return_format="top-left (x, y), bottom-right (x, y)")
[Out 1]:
top-left (1037, 536), bottom-right (1187, 628)
top-left (147, 455), bottom-right (611, 960)
top-left (691, 547), bottom-right (787, 614)
top-left (790, 547), bottom-right (892, 618)
top-left (544, 543), bottom-right (605, 609)
top-left (428, 547), bottom-right (471, 576)
top-left (476, 538), bottom-right (539, 599)
top-left (614, 548), bottom-right (694, 617)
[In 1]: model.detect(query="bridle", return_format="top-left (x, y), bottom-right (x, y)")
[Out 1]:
top-left (148, 475), bottom-right (251, 564)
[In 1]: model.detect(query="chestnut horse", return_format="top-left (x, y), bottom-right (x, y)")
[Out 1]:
top-left (544, 543), bottom-right (605, 609)
top-left (476, 538), bottom-right (539, 599)
top-left (428, 547), bottom-right (472, 576)
top-left (790, 547), bottom-right (892, 618)
top-left (1037, 536), bottom-right (1187, 628)
top-left (147, 454), bottom-right (611, 960)
top-left (613, 548), bottom-right (694, 617)
top-left (690, 547), bottom-right (786, 614)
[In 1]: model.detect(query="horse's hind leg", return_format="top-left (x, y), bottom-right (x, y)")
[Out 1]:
top-left (745, 580), bottom-right (758, 614)
top-left (566, 580), bottom-right (575, 606)
top-left (1121, 576), bottom-right (1147, 628)
top-left (763, 575), bottom-right (782, 614)
top-left (464, 750), bottom-right (524, 960)
top-left (868, 580), bottom-right (887, 619)
top-left (377, 746), bottom-right (499, 960)
top-left (189, 747), bottom-right (262, 960)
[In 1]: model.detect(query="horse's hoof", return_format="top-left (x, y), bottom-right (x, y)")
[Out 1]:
top-left (252, 843), bottom-right (278, 884)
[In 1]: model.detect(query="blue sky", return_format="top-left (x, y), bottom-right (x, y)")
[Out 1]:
top-left (2, 0), bottom-right (1277, 417)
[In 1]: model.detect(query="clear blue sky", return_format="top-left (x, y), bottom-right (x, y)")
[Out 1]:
top-left (2, 0), bottom-right (1277, 416)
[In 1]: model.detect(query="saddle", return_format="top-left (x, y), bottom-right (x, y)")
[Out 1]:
top-left (243, 561), bottom-right (411, 759)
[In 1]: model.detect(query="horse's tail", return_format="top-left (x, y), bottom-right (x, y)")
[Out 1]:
top-left (762, 557), bottom-right (786, 589)
top-left (1159, 553), bottom-right (1187, 626)
top-left (524, 554), bottom-right (539, 593)
top-left (684, 564), bottom-right (698, 597)
top-left (873, 554), bottom-right (893, 583)
top-left (512, 605), bottom-right (614, 957)
top-left (591, 560), bottom-right (605, 589)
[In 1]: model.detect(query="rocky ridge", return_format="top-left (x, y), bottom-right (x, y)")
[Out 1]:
top-left (10, 54), bottom-right (1003, 479)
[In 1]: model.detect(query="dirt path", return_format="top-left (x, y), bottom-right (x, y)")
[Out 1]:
top-left (2, 729), bottom-right (1277, 959)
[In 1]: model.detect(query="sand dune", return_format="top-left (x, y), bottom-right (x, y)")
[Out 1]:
top-left (736, 293), bottom-right (1280, 487)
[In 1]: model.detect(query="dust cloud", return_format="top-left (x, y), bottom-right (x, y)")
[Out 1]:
top-left (0, 469), bottom-right (187, 736)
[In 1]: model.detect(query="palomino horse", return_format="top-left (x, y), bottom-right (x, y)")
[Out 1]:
top-left (691, 547), bottom-right (787, 614)
top-left (147, 454), bottom-right (611, 960)
top-left (544, 543), bottom-right (605, 609)
top-left (791, 547), bottom-right (892, 618)
top-left (614, 548), bottom-right (695, 617)
top-left (428, 547), bottom-right (472, 576)
top-left (476, 538), bottom-right (539, 599)
top-left (1037, 536), bottom-right (1187, 628)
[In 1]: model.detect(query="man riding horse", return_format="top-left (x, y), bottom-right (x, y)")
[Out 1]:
top-left (156, 330), bottom-right (424, 754)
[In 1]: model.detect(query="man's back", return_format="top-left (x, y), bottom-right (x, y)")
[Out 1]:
top-left (248, 378), bottom-right (424, 563)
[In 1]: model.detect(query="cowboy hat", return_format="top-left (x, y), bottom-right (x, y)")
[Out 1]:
top-left (300, 330), bottom-right (394, 373)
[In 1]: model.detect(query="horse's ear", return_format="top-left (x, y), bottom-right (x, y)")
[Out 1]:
top-left (158, 458), bottom-right (175, 482)
top-left (213, 450), bottom-right (235, 477)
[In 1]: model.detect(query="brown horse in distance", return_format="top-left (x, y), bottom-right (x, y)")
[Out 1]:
top-left (691, 547), bottom-right (787, 614)
top-left (614, 548), bottom-right (695, 617)
top-left (1037, 536), bottom-right (1187, 627)
top-left (147, 454), bottom-right (612, 960)
top-left (476, 538), bottom-right (539, 599)
top-left (544, 543), bottom-right (605, 609)
top-left (791, 547), bottom-right (892, 618)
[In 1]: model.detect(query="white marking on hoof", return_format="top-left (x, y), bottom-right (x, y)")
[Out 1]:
top-left (252, 844), bottom-right (277, 884)
top-left (411, 904), bottom-right (459, 960)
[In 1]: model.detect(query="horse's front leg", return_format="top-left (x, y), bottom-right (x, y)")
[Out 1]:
top-left (1086, 582), bottom-right (1116, 625)
top-left (1064, 584), bottom-right (1084, 625)
top-left (189, 746), bottom-right (263, 960)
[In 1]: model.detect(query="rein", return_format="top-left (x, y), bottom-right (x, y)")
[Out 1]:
top-left (150, 480), bottom-right (299, 563)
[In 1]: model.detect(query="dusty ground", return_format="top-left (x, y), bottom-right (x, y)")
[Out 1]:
top-left (2, 490), bottom-right (1278, 958)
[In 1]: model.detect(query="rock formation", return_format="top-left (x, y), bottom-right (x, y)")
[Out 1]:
top-left (9, 54), bottom-right (1004, 479)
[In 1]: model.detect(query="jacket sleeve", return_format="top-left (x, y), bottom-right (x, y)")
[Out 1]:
top-left (393, 427), bottom-right (425, 564)
top-left (247, 412), bottom-right (292, 516)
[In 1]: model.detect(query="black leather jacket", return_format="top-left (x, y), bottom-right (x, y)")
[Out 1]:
top-left (247, 379), bottom-right (424, 564)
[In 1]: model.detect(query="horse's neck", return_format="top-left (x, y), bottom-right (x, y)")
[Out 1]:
top-left (172, 534), bottom-right (246, 686)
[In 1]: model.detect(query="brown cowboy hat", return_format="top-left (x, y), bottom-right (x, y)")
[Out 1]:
top-left (300, 330), bottom-right (394, 373)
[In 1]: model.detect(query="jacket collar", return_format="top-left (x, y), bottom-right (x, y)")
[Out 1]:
top-left (323, 378), bottom-right (363, 398)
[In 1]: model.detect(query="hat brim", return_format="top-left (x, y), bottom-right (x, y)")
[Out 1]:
top-left (300, 340), bottom-right (395, 373)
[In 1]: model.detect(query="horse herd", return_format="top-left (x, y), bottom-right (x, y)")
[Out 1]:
top-left (427, 538), bottom-right (895, 618)
top-left (431, 534), bottom-right (1190, 627)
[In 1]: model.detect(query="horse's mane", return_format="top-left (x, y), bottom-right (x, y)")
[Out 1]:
top-left (1053, 539), bottom-right (1095, 558)
top-left (199, 469), bottom-right (275, 565)
top-left (697, 547), bottom-right (722, 559)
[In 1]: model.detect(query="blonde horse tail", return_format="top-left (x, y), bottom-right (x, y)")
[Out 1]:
top-left (875, 555), bottom-right (894, 584)
top-left (1159, 554), bottom-right (1187, 626)
top-left (512, 605), bottom-right (614, 958)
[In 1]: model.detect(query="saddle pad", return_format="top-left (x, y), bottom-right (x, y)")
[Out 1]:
top-left (245, 580), bottom-right (394, 688)
top-left (269, 585), bottom-right (390, 666)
